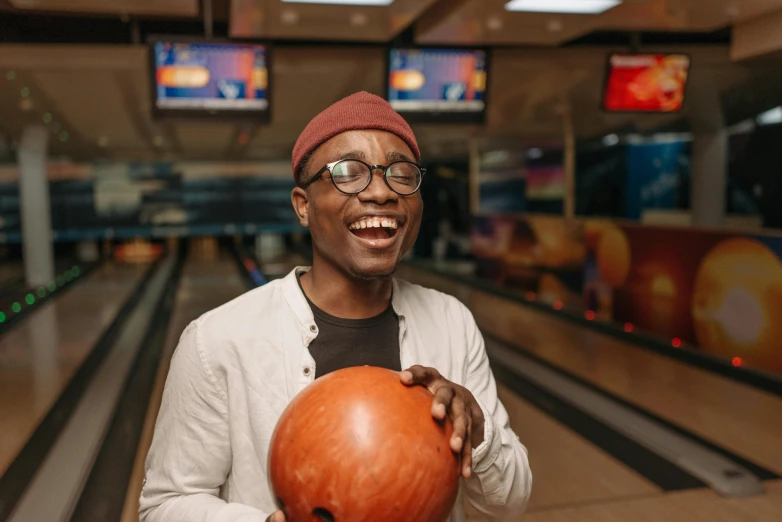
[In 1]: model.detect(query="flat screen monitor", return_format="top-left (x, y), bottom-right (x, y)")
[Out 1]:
top-left (386, 48), bottom-right (488, 124)
top-left (150, 40), bottom-right (270, 120)
top-left (602, 53), bottom-right (690, 113)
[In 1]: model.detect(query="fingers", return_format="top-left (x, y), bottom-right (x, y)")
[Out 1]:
top-left (461, 407), bottom-right (473, 479)
top-left (399, 366), bottom-right (475, 478)
top-left (449, 394), bottom-right (467, 453)
top-left (400, 365), bottom-right (441, 387)
top-left (448, 396), bottom-right (473, 478)
top-left (431, 385), bottom-right (455, 420)
top-left (266, 510), bottom-right (285, 522)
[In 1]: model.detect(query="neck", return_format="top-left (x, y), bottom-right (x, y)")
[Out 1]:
top-left (299, 256), bottom-right (393, 319)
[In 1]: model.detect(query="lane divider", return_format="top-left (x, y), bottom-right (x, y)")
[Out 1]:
top-left (0, 264), bottom-right (97, 336)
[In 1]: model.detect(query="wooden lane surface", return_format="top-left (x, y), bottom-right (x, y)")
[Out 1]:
top-left (398, 265), bottom-right (782, 476)
top-left (495, 383), bottom-right (658, 510)
top-left (0, 262), bottom-right (149, 476)
top-left (120, 255), bottom-right (249, 522)
top-left (465, 479), bottom-right (782, 522)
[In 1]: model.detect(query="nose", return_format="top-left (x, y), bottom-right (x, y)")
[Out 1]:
top-left (357, 167), bottom-right (398, 205)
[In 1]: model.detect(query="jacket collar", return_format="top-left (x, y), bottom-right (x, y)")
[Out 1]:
top-left (281, 266), bottom-right (407, 329)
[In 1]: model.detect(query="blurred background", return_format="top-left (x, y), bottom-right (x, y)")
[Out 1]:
top-left (1, 1), bottom-right (781, 521)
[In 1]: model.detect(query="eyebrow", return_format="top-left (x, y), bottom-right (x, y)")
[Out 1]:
top-left (387, 151), bottom-right (413, 163)
top-left (330, 150), bottom-right (414, 164)
top-left (333, 150), bottom-right (366, 162)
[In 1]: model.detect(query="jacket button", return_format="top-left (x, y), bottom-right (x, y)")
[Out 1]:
top-left (303, 367), bottom-right (312, 376)
top-left (310, 324), bottom-right (317, 333)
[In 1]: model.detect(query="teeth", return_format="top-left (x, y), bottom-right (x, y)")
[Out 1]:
top-left (349, 217), bottom-right (399, 230)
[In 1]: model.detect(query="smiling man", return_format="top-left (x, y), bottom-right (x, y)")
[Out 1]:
top-left (139, 92), bottom-right (532, 522)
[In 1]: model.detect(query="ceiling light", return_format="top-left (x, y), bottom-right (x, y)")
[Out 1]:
top-left (6, 70), bottom-right (16, 80)
top-left (281, 0), bottom-right (393, 5)
top-left (602, 134), bottom-right (619, 146)
top-left (505, 0), bottom-right (621, 14)
top-left (486, 16), bottom-right (503, 31)
top-left (350, 12), bottom-right (369, 26)
top-left (280, 9), bottom-right (299, 24)
top-left (757, 106), bottom-right (782, 126)
top-left (42, 113), bottom-right (52, 124)
top-left (97, 136), bottom-right (109, 147)
top-left (153, 135), bottom-right (165, 147)
top-left (547, 19), bottom-right (563, 32)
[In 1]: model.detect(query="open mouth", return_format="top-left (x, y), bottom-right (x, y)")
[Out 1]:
top-left (348, 216), bottom-right (400, 241)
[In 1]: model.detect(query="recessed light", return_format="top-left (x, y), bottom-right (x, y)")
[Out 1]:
top-left (603, 134), bottom-right (619, 146)
top-left (547, 19), bottom-right (563, 32)
top-left (281, 9), bottom-right (299, 24)
top-left (486, 16), bottom-right (503, 31)
top-left (505, 0), bottom-right (621, 14)
top-left (350, 12), bottom-right (369, 26)
top-left (282, 0), bottom-right (393, 5)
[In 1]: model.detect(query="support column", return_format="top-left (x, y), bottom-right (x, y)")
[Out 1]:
top-left (18, 125), bottom-right (54, 288)
top-left (561, 101), bottom-right (576, 220)
top-left (691, 130), bottom-right (727, 228)
top-left (688, 69), bottom-right (727, 228)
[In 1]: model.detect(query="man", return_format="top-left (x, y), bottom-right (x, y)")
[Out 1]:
top-left (139, 91), bottom-right (532, 522)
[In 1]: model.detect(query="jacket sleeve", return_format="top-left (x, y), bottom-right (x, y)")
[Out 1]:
top-left (139, 320), bottom-right (269, 522)
top-left (458, 301), bottom-right (533, 520)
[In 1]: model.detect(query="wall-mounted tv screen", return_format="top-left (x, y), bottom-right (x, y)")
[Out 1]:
top-left (150, 40), bottom-right (270, 120)
top-left (387, 48), bottom-right (488, 124)
top-left (602, 53), bottom-right (690, 113)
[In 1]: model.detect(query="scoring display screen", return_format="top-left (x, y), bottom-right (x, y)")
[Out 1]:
top-left (603, 53), bottom-right (690, 113)
top-left (152, 41), bottom-right (269, 115)
top-left (387, 48), bottom-right (487, 122)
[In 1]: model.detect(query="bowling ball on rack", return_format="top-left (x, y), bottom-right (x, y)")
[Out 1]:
top-left (267, 365), bottom-right (461, 522)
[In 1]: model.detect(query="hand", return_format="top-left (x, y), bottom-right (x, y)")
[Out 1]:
top-left (400, 365), bottom-right (485, 479)
top-left (265, 511), bottom-right (285, 522)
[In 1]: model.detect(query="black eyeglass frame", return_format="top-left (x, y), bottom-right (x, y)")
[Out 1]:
top-left (301, 159), bottom-right (426, 196)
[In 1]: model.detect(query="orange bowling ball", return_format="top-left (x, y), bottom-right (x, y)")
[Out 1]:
top-left (268, 366), bottom-right (461, 522)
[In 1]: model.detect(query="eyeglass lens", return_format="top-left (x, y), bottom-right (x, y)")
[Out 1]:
top-left (331, 160), bottom-right (421, 195)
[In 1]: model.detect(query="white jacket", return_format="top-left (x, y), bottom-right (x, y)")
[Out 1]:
top-left (139, 267), bottom-right (532, 522)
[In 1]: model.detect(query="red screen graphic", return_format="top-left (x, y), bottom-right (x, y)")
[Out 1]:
top-left (603, 54), bottom-right (690, 112)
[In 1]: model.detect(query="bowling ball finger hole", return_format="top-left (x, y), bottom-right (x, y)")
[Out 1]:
top-left (313, 507), bottom-right (335, 522)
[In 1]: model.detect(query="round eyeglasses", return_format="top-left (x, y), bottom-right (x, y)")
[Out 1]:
top-left (302, 159), bottom-right (425, 196)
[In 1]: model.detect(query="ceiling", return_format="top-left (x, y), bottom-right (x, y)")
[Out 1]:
top-left (1, 0), bottom-right (782, 165)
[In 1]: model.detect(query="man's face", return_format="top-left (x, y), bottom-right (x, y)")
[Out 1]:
top-left (291, 129), bottom-right (423, 280)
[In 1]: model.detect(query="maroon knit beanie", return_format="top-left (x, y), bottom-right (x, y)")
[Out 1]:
top-left (291, 91), bottom-right (420, 181)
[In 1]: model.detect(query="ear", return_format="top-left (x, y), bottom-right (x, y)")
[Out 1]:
top-left (291, 186), bottom-right (310, 227)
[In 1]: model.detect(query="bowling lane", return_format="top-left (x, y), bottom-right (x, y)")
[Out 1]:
top-left (0, 261), bottom-right (150, 476)
top-left (120, 249), bottom-right (249, 522)
top-left (397, 265), bottom-right (782, 476)
top-left (465, 383), bottom-right (661, 515)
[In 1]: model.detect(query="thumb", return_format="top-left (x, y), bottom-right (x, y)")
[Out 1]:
top-left (267, 511), bottom-right (286, 522)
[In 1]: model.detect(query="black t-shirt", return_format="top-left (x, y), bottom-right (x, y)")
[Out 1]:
top-left (298, 276), bottom-right (401, 379)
